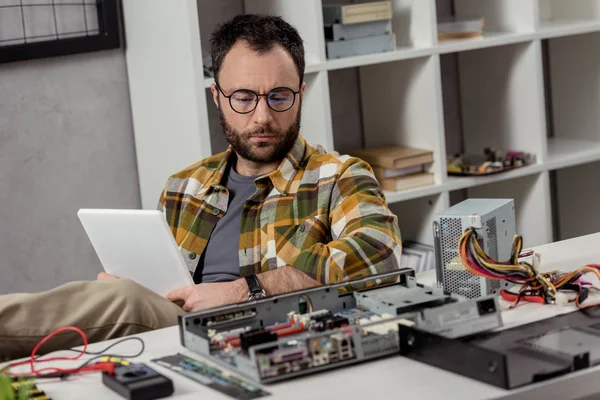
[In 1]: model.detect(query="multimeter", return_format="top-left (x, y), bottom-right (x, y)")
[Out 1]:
top-left (102, 362), bottom-right (174, 400)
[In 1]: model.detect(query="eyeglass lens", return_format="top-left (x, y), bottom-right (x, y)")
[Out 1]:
top-left (230, 88), bottom-right (295, 113)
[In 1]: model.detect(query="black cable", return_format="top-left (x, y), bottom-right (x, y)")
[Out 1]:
top-left (62, 336), bottom-right (145, 357)
top-left (59, 337), bottom-right (145, 380)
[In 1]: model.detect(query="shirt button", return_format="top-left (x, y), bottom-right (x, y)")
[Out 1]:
top-left (299, 225), bottom-right (305, 232)
top-left (188, 253), bottom-right (197, 260)
top-left (213, 209), bottom-right (221, 216)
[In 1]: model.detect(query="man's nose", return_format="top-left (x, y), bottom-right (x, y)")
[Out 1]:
top-left (252, 96), bottom-right (274, 125)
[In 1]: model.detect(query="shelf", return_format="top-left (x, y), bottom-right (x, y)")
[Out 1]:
top-left (537, 20), bottom-right (600, 39)
top-left (545, 137), bottom-right (600, 170)
top-left (302, 32), bottom-right (541, 73)
top-left (436, 31), bottom-right (536, 55)
top-left (200, 27), bottom-right (600, 84)
top-left (204, 67), bottom-right (325, 88)
top-left (383, 183), bottom-right (446, 204)
top-left (444, 164), bottom-right (546, 193)
top-left (384, 138), bottom-right (600, 205)
top-left (383, 165), bottom-right (545, 205)
top-left (307, 45), bottom-right (434, 72)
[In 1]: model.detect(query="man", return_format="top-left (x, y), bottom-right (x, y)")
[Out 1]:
top-left (0, 14), bottom-right (401, 360)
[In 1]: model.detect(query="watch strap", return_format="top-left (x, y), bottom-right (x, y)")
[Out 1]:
top-left (244, 274), bottom-right (266, 298)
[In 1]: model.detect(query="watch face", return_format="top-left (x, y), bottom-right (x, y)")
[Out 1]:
top-left (249, 291), bottom-right (267, 300)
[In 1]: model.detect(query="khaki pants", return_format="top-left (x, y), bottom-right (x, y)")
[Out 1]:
top-left (0, 279), bottom-right (184, 361)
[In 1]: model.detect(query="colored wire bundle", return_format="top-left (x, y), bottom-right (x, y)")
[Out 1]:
top-left (1, 326), bottom-right (145, 380)
top-left (459, 228), bottom-right (600, 308)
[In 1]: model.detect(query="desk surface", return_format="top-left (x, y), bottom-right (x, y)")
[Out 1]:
top-left (10, 233), bottom-right (600, 400)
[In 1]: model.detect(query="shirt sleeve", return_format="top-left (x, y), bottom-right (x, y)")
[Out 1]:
top-left (157, 188), bottom-right (166, 212)
top-left (291, 157), bottom-right (403, 284)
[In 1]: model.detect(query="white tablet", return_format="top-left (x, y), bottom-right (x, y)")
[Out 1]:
top-left (78, 209), bottom-right (194, 296)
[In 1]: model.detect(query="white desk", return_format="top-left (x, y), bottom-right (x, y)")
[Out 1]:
top-left (10, 233), bottom-right (600, 400)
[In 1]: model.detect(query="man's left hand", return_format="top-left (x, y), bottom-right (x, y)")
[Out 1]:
top-left (166, 280), bottom-right (247, 312)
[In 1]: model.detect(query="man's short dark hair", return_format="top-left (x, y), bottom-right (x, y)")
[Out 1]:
top-left (210, 14), bottom-right (305, 86)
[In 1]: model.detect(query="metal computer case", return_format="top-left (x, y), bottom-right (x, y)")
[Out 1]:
top-left (178, 270), bottom-right (502, 384)
top-left (433, 198), bottom-right (516, 299)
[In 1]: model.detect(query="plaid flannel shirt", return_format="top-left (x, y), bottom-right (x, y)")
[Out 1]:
top-left (158, 135), bottom-right (402, 284)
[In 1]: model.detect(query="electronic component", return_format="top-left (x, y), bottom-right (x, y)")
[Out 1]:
top-left (179, 269), bottom-right (503, 383)
top-left (153, 354), bottom-right (270, 400)
top-left (355, 284), bottom-right (501, 339)
top-left (458, 225), bottom-right (600, 309)
top-left (7, 377), bottom-right (51, 400)
top-left (326, 33), bottom-right (394, 59)
top-left (433, 198), bottom-right (516, 298)
top-left (240, 329), bottom-right (278, 351)
top-left (310, 313), bottom-right (349, 331)
top-left (202, 309), bottom-right (257, 327)
top-left (102, 363), bottom-right (173, 400)
top-left (399, 309), bottom-right (600, 389)
top-left (271, 347), bottom-right (308, 364)
top-left (325, 19), bottom-right (391, 41)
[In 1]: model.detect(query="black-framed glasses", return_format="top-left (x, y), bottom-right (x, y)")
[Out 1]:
top-left (215, 82), bottom-right (300, 114)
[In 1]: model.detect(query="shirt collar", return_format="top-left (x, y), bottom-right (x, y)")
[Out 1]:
top-left (264, 134), bottom-right (307, 195)
top-left (208, 134), bottom-right (309, 195)
top-left (203, 147), bottom-right (234, 191)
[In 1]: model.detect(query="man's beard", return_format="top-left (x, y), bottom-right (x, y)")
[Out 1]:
top-left (218, 101), bottom-right (302, 164)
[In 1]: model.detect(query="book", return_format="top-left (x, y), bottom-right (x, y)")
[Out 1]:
top-left (437, 17), bottom-right (484, 41)
top-left (322, 1), bottom-right (393, 25)
top-left (378, 172), bottom-right (434, 191)
top-left (371, 164), bottom-right (428, 180)
top-left (438, 31), bottom-right (482, 41)
top-left (350, 145), bottom-right (434, 169)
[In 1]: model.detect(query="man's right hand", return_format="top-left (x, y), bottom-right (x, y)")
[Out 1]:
top-left (97, 272), bottom-right (118, 280)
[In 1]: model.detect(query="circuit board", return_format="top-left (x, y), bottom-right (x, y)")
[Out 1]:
top-left (207, 307), bottom-right (401, 380)
top-left (153, 354), bottom-right (270, 400)
top-left (7, 377), bottom-right (51, 400)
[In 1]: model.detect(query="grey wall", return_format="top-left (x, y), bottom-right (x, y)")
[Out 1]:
top-left (0, 49), bottom-right (140, 294)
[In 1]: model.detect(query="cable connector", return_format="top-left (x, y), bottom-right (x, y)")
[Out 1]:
top-left (554, 292), bottom-right (570, 307)
top-left (80, 362), bottom-right (116, 375)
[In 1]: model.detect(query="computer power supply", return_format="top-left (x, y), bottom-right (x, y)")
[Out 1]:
top-left (433, 199), bottom-right (516, 299)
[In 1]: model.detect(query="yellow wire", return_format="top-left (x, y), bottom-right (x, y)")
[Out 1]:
top-left (459, 228), bottom-right (558, 297)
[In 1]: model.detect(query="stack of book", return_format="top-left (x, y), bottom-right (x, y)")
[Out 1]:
top-left (322, 1), bottom-right (395, 59)
top-left (402, 241), bottom-right (435, 273)
top-left (350, 145), bottom-right (434, 191)
top-left (437, 17), bottom-right (484, 41)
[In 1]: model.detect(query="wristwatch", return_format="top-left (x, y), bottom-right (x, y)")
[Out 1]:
top-left (244, 274), bottom-right (267, 301)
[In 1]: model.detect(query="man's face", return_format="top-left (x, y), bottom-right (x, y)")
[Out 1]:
top-left (212, 41), bottom-right (305, 164)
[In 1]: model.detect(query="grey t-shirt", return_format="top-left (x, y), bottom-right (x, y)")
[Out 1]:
top-left (194, 165), bottom-right (258, 283)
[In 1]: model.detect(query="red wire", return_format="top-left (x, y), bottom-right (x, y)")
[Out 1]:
top-left (7, 326), bottom-right (90, 376)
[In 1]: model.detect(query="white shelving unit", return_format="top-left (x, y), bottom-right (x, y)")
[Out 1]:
top-left (122, 0), bottom-right (600, 248)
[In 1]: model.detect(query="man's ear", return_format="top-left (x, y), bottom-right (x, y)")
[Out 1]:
top-left (300, 81), bottom-right (306, 100)
top-left (211, 83), bottom-right (219, 109)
